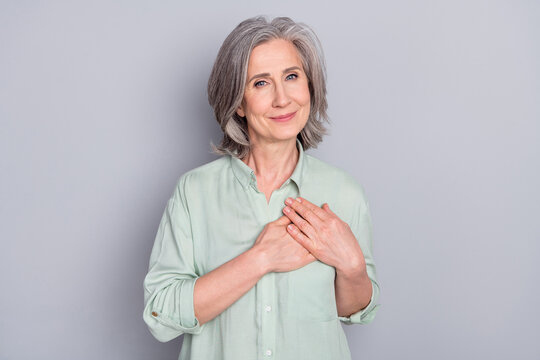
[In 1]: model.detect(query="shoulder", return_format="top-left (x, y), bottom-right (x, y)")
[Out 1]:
top-left (172, 156), bottom-right (230, 200)
top-left (302, 154), bottom-right (369, 223)
top-left (303, 153), bottom-right (367, 201)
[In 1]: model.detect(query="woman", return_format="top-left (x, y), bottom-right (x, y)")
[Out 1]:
top-left (143, 16), bottom-right (380, 360)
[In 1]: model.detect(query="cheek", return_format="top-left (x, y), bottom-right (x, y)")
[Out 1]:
top-left (296, 81), bottom-right (311, 106)
top-left (299, 91), bottom-right (311, 120)
top-left (244, 93), bottom-right (272, 117)
top-left (301, 103), bottom-right (311, 127)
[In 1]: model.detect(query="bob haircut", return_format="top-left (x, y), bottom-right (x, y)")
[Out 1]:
top-left (207, 16), bottom-right (329, 159)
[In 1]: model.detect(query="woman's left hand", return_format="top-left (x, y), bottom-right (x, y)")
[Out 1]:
top-left (282, 197), bottom-right (366, 273)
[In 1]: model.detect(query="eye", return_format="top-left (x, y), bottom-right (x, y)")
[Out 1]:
top-left (285, 73), bottom-right (298, 80)
top-left (254, 80), bottom-right (267, 87)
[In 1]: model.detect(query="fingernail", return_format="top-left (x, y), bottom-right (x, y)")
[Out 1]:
top-left (295, 197), bottom-right (302, 203)
top-left (287, 224), bottom-right (294, 231)
top-left (285, 198), bottom-right (293, 205)
top-left (283, 206), bottom-right (290, 213)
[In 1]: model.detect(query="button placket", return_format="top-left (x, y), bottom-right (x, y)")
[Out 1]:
top-left (254, 189), bottom-right (277, 360)
top-left (260, 272), bottom-right (276, 360)
top-left (258, 184), bottom-right (295, 359)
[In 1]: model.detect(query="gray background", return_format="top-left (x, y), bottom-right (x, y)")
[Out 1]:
top-left (1, 1), bottom-right (539, 359)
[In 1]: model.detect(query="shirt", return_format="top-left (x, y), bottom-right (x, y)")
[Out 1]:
top-left (143, 139), bottom-right (380, 360)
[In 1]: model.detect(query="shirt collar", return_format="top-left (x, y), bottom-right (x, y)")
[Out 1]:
top-left (230, 138), bottom-right (305, 191)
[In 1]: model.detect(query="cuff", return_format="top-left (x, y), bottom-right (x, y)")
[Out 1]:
top-left (338, 280), bottom-right (380, 325)
top-left (144, 277), bottom-right (205, 341)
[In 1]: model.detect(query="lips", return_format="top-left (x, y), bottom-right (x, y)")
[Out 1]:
top-left (269, 111), bottom-right (297, 122)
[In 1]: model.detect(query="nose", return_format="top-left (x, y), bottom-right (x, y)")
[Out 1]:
top-left (272, 81), bottom-right (291, 108)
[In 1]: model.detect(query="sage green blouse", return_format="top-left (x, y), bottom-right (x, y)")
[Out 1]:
top-left (143, 139), bottom-right (380, 360)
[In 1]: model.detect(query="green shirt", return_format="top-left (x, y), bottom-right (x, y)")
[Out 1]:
top-left (143, 139), bottom-right (380, 360)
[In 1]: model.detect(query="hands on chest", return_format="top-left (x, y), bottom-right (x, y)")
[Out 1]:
top-left (252, 196), bottom-right (366, 275)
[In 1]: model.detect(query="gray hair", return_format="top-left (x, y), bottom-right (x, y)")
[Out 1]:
top-left (207, 16), bottom-right (329, 159)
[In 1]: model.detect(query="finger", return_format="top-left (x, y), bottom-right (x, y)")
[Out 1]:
top-left (274, 215), bottom-right (292, 226)
top-left (289, 197), bottom-right (330, 221)
top-left (287, 223), bottom-right (315, 253)
top-left (322, 203), bottom-right (336, 215)
top-left (303, 252), bottom-right (317, 265)
top-left (285, 197), bottom-right (325, 226)
top-left (283, 206), bottom-right (317, 239)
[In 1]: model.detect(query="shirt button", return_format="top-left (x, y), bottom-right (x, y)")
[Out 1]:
top-left (151, 311), bottom-right (158, 317)
top-left (265, 349), bottom-right (273, 356)
top-left (265, 305), bottom-right (272, 312)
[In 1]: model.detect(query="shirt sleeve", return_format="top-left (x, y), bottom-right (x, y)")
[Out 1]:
top-left (338, 187), bottom-right (381, 325)
top-left (143, 175), bottom-right (205, 342)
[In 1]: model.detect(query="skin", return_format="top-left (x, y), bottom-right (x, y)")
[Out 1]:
top-left (237, 38), bottom-right (311, 203)
top-left (283, 197), bottom-right (372, 317)
top-left (193, 39), bottom-right (372, 326)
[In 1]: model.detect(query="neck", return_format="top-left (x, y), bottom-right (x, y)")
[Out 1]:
top-left (241, 138), bottom-right (299, 190)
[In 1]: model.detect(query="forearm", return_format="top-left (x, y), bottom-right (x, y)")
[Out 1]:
top-left (193, 247), bottom-right (268, 325)
top-left (334, 260), bottom-right (372, 317)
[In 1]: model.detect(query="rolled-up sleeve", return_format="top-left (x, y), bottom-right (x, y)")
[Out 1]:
top-left (338, 187), bottom-right (381, 325)
top-left (143, 175), bottom-right (204, 342)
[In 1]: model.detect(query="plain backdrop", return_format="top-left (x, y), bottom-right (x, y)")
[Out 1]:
top-left (1, 1), bottom-right (539, 359)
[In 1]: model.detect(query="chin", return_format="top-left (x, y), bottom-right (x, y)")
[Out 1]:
top-left (271, 122), bottom-right (305, 137)
top-left (269, 132), bottom-right (302, 143)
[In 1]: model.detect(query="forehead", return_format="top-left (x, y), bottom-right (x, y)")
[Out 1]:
top-left (247, 39), bottom-right (303, 74)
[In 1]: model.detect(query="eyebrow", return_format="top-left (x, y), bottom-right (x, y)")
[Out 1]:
top-left (247, 66), bottom-right (302, 84)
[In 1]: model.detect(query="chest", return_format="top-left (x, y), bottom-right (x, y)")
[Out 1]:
top-left (187, 180), bottom-right (331, 274)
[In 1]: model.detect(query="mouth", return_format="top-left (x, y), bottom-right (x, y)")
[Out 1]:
top-left (269, 111), bottom-right (297, 122)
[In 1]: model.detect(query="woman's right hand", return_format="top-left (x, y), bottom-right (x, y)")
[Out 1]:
top-left (252, 215), bottom-right (316, 273)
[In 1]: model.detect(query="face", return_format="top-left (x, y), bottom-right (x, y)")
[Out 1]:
top-left (237, 39), bottom-right (311, 146)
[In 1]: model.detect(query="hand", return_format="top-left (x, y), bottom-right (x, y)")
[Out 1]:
top-left (252, 215), bottom-right (316, 273)
top-left (282, 197), bottom-right (366, 274)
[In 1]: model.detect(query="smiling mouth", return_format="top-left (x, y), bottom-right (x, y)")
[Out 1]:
top-left (269, 111), bottom-right (297, 122)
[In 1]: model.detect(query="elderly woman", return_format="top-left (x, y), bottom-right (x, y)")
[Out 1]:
top-left (143, 16), bottom-right (380, 360)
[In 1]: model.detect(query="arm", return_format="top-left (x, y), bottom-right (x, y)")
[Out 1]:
top-left (193, 247), bottom-right (267, 325)
top-left (194, 215), bottom-right (315, 325)
top-left (336, 192), bottom-right (380, 325)
top-left (144, 176), bottom-right (313, 341)
top-left (144, 188), bottom-right (269, 340)
top-left (334, 256), bottom-right (373, 318)
top-left (143, 177), bottom-right (203, 342)
top-left (282, 191), bottom-right (380, 325)
top-left (143, 176), bottom-right (269, 341)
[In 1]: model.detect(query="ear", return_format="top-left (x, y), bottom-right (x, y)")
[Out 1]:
top-left (236, 105), bottom-right (245, 118)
